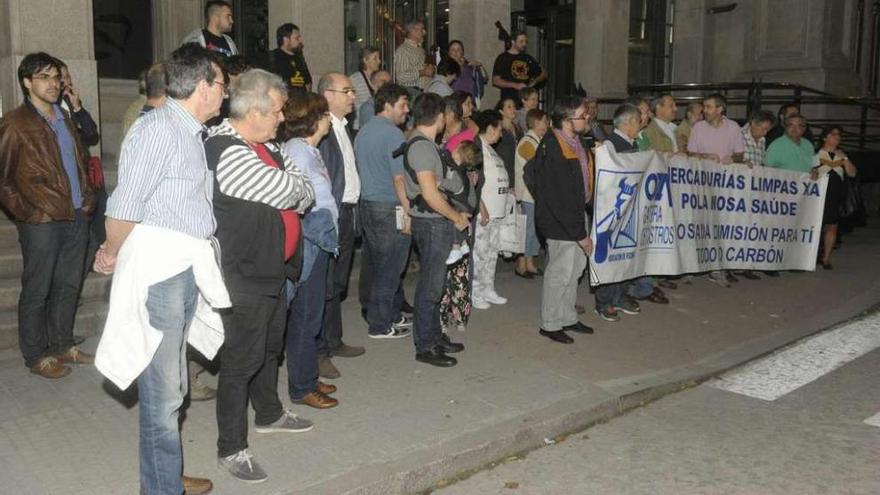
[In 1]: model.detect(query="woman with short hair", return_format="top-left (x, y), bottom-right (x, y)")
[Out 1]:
top-left (279, 92), bottom-right (340, 410)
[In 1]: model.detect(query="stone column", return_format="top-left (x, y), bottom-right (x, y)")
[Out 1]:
top-left (152, 0), bottom-right (204, 59)
top-left (449, 0), bottom-right (511, 109)
top-left (0, 0), bottom-right (98, 126)
top-left (269, 0), bottom-right (345, 78)
top-left (573, 0), bottom-right (630, 99)
top-left (671, 0), bottom-right (709, 84)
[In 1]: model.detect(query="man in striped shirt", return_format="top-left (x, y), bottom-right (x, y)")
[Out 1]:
top-left (742, 110), bottom-right (776, 167)
top-left (94, 44), bottom-right (225, 495)
top-left (394, 19), bottom-right (433, 92)
top-left (205, 69), bottom-right (315, 484)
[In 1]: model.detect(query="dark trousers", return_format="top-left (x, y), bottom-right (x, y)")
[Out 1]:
top-left (410, 217), bottom-right (455, 353)
top-left (286, 250), bottom-right (329, 400)
top-left (216, 290), bottom-right (286, 458)
top-left (16, 210), bottom-right (88, 367)
top-left (595, 282), bottom-right (626, 311)
top-left (83, 186), bottom-right (107, 279)
top-left (359, 241), bottom-right (408, 316)
top-left (359, 201), bottom-right (411, 334)
top-left (318, 203), bottom-right (355, 357)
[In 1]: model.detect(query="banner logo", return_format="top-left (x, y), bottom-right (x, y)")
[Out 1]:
top-left (594, 171), bottom-right (640, 263)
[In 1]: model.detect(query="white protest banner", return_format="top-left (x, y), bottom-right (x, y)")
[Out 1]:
top-left (589, 144), bottom-right (828, 286)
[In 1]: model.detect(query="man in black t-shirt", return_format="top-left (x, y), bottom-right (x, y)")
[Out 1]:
top-left (181, 0), bottom-right (238, 58)
top-left (492, 31), bottom-right (547, 102)
top-left (270, 23), bottom-right (312, 92)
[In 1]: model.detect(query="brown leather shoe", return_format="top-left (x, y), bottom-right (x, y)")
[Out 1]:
top-left (318, 356), bottom-right (340, 379)
top-left (333, 342), bottom-right (365, 358)
top-left (182, 475), bottom-right (213, 494)
top-left (292, 391), bottom-right (338, 409)
top-left (317, 381), bottom-right (337, 395)
top-left (55, 346), bottom-right (94, 365)
top-left (30, 357), bottom-right (72, 379)
top-left (645, 288), bottom-right (670, 305)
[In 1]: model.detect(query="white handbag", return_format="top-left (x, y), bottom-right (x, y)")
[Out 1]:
top-left (498, 199), bottom-right (527, 254)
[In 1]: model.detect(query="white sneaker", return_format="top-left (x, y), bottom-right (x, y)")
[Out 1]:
top-left (459, 244), bottom-right (470, 256)
top-left (392, 315), bottom-right (413, 329)
top-left (471, 298), bottom-right (490, 309)
top-left (484, 291), bottom-right (508, 305)
top-left (445, 248), bottom-right (463, 265)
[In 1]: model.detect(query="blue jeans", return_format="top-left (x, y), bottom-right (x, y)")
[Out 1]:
top-left (138, 268), bottom-right (197, 495)
top-left (521, 201), bottom-right (540, 257)
top-left (626, 277), bottom-right (655, 299)
top-left (410, 217), bottom-right (455, 353)
top-left (361, 201), bottom-right (411, 334)
top-left (287, 250), bottom-right (329, 400)
top-left (15, 210), bottom-right (88, 367)
top-left (595, 282), bottom-right (626, 311)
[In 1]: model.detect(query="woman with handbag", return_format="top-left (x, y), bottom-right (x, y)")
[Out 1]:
top-left (813, 126), bottom-right (857, 269)
top-left (471, 110), bottom-right (514, 309)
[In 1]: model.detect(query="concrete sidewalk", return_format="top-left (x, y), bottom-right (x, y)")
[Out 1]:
top-left (1, 222), bottom-right (878, 495)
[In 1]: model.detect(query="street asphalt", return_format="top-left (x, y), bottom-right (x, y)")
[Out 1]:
top-left (438, 334), bottom-right (880, 495)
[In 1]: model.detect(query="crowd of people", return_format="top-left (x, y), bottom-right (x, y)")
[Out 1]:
top-left (0, 2), bottom-right (859, 493)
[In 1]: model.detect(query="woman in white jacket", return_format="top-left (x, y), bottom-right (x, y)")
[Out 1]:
top-left (472, 110), bottom-right (515, 309)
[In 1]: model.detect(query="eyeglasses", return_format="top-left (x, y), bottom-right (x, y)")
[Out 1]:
top-left (211, 80), bottom-right (227, 95)
top-left (327, 88), bottom-right (356, 96)
top-left (31, 74), bottom-right (62, 83)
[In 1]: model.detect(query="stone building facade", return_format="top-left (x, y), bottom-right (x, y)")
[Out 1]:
top-left (1, 0), bottom-right (877, 162)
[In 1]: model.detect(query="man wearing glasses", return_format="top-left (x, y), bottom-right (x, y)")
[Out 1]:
top-left (315, 73), bottom-right (366, 380)
top-left (93, 44), bottom-right (226, 495)
top-left (532, 96), bottom-right (596, 344)
top-left (0, 52), bottom-right (95, 379)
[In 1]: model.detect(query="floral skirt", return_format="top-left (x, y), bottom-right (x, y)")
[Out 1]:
top-left (440, 256), bottom-right (472, 327)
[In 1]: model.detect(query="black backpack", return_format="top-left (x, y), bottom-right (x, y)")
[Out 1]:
top-left (392, 136), bottom-right (475, 215)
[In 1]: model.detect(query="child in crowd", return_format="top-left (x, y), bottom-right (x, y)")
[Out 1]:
top-left (441, 140), bottom-right (482, 264)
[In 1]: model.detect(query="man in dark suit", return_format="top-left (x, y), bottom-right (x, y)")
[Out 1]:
top-left (605, 104), bottom-right (640, 153)
top-left (316, 73), bottom-right (366, 378)
top-left (593, 104), bottom-right (643, 322)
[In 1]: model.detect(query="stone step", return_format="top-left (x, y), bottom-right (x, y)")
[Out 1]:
top-left (0, 300), bottom-right (108, 351)
top-left (0, 248), bottom-right (21, 280)
top-left (0, 218), bottom-right (17, 249)
top-left (0, 272), bottom-right (111, 312)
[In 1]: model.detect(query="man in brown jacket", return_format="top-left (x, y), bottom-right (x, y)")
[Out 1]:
top-left (0, 52), bottom-right (94, 379)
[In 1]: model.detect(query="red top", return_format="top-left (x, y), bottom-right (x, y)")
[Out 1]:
top-left (251, 143), bottom-right (301, 261)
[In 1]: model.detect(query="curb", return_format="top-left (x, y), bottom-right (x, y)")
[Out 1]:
top-left (287, 300), bottom-right (880, 495)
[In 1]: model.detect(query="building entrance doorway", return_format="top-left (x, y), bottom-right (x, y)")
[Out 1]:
top-left (511, 0), bottom-right (575, 107)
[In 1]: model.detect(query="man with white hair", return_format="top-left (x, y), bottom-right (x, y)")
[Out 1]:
top-left (205, 69), bottom-right (315, 483)
top-left (394, 19), bottom-right (433, 93)
top-left (594, 103), bottom-right (643, 322)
